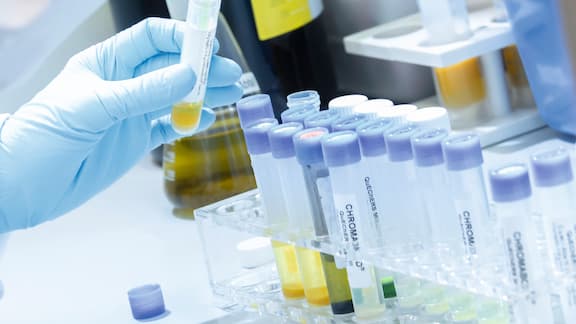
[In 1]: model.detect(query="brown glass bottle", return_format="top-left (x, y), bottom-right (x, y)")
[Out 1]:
top-left (163, 14), bottom-right (258, 218)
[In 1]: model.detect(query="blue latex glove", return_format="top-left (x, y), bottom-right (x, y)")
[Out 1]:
top-left (0, 18), bottom-right (243, 232)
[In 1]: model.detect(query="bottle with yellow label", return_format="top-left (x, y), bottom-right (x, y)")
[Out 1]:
top-left (163, 14), bottom-right (258, 218)
top-left (221, 0), bottom-right (337, 116)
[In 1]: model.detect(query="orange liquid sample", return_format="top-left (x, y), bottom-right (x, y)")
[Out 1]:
top-left (171, 102), bottom-right (202, 134)
top-left (434, 57), bottom-right (486, 108)
top-left (272, 241), bottom-right (305, 299)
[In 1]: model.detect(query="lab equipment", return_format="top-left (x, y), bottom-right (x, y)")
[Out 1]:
top-left (268, 123), bottom-right (330, 307)
top-left (442, 134), bottom-right (493, 261)
top-left (163, 14), bottom-right (257, 218)
top-left (303, 110), bottom-right (341, 131)
top-left (355, 119), bottom-right (398, 248)
top-left (328, 95), bottom-right (369, 116)
top-left (331, 114), bottom-right (370, 132)
top-left (171, 0), bottom-right (222, 134)
top-left (405, 107), bottom-right (451, 131)
top-left (128, 284), bottom-right (166, 320)
top-left (243, 118), bottom-right (305, 299)
top-left (489, 164), bottom-right (557, 323)
top-left (353, 99), bottom-right (394, 119)
top-left (502, 46), bottom-right (534, 108)
top-left (287, 90), bottom-right (322, 111)
top-left (294, 127), bottom-right (355, 315)
top-left (417, 0), bottom-right (472, 46)
top-left (321, 131), bottom-right (385, 319)
top-left (411, 129), bottom-right (463, 261)
top-left (235, 94), bottom-right (275, 129)
top-left (382, 125), bottom-right (429, 252)
top-left (280, 106), bottom-right (318, 124)
top-left (0, 18), bottom-right (243, 232)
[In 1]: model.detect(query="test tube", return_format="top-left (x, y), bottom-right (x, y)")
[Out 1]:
top-left (293, 127), bottom-right (355, 315)
top-left (171, 0), bottom-right (222, 134)
top-left (331, 114), bottom-right (370, 132)
top-left (287, 90), bottom-right (321, 110)
top-left (530, 148), bottom-right (576, 322)
top-left (489, 164), bottom-right (557, 323)
top-left (303, 110), bottom-right (341, 131)
top-left (321, 131), bottom-right (385, 319)
top-left (405, 107), bottom-right (452, 131)
top-left (328, 94), bottom-right (369, 116)
top-left (353, 99), bottom-right (395, 119)
top-left (355, 119), bottom-right (398, 249)
top-left (235, 94), bottom-right (275, 129)
top-left (382, 125), bottom-right (429, 253)
top-left (268, 123), bottom-right (330, 307)
top-left (280, 106), bottom-right (318, 124)
top-left (243, 119), bottom-right (305, 300)
top-left (417, 0), bottom-right (472, 46)
top-left (378, 105), bottom-right (418, 124)
top-left (411, 129), bottom-right (464, 262)
top-left (442, 134), bottom-right (493, 262)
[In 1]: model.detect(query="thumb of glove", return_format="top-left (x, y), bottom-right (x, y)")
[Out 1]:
top-left (100, 64), bottom-right (196, 125)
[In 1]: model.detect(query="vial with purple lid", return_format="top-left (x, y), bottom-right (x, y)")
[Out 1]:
top-left (235, 94), bottom-right (275, 129)
top-left (331, 114), bottom-right (370, 132)
top-left (287, 90), bottom-right (321, 111)
top-left (281, 105), bottom-right (318, 124)
top-left (411, 128), bottom-right (463, 259)
top-left (382, 125), bottom-right (429, 251)
top-left (321, 131), bottom-right (385, 319)
top-left (442, 133), bottom-right (492, 261)
top-left (489, 164), bottom-right (557, 324)
top-left (303, 110), bottom-right (341, 132)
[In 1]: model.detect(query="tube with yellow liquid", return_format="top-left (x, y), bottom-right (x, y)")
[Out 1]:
top-left (241, 117), bottom-right (305, 300)
top-left (172, 0), bottom-right (222, 134)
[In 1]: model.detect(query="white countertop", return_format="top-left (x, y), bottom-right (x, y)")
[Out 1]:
top-left (0, 158), bottom-right (228, 324)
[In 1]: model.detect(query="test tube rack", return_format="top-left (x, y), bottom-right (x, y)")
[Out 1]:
top-left (343, 6), bottom-right (546, 147)
top-left (195, 189), bottom-right (519, 323)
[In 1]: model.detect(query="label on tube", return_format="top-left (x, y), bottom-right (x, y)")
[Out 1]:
top-left (182, 27), bottom-right (215, 103)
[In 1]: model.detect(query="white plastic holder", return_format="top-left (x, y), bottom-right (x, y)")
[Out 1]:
top-left (481, 50), bottom-right (511, 118)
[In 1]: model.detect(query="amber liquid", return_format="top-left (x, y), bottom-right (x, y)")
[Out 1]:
top-left (171, 102), bottom-right (203, 134)
top-left (295, 247), bottom-right (331, 307)
top-left (163, 106), bottom-right (256, 218)
top-left (434, 57), bottom-right (486, 109)
top-left (271, 240), bottom-right (305, 299)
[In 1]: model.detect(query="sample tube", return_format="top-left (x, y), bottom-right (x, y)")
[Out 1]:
top-left (378, 105), bottom-right (418, 124)
top-left (171, 0), bottom-right (222, 134)
top-left (355, 119), bottom-right (398, 249)
top-left (328, 94), bottom-right (369, 116)
top-left (411, 129), bottom-right (464, 260)
top-left (321, 131), bottom-right (385, 319)
top-left (531, 148), bottom-right (576, 322)
top-left (280, 106), bottom-right (318, 124)
top-left (405, 107), bottom-right (452, 131)
top-left (236, 94), bottom-right (275, 129)
top-left (303, 110), bottom-right (342, 132)
top-left (268, 123), bottom-right (330, 307)
top-left (243, 119), bottom-right (304, 300)
top-left (331, 114), bottom-right (370, 132)
top-left (353, 99), bottom-right (395, 119)
top-left (502, 45), bottom-right (535, 108)
top-left (382, 125), bottom-right (429, 252)
top-left (442, 134), bottom-right (493, 262)
top-left (294, 127), bottom-right (355, 315)
top-left (287, 90), bottom-right (321, 110)
top-left (417, 0), bottom-right (472, 46)
top-left (489, 164), bottom-right (557, 323)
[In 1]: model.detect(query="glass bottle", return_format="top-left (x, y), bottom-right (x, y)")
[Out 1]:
top-left (163, 14), bottom-right (258, 218)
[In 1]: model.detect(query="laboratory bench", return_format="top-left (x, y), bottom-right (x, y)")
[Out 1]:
top-left (0, 126), bottom-right (573, 324)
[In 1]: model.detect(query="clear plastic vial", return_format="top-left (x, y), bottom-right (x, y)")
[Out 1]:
top-left (172, 0), bottom-right (222, 134)
top-left (489, 164), bottom-right (558, 324)
top-left (321, 131), bottom-right (385, 319)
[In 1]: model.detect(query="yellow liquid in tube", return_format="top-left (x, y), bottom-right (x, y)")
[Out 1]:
top-left (271, 241), bottom-right (305, 299)
top-left (434, 57), bottom-right (486, 109)
top-left (171, 102), bottom-right (203, 134)
top-left (295, 246), bottom-right (331, 306)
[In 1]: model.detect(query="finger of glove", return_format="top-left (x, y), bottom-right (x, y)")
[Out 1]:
top-left (133, 53), bottom-right (237, 88)
top-left (106, 18), bottom-right (185, 71)
top-left (99, 64), bottom-right (196, 127)
top-left (204, 84), bottom-right (244, 108)
top-left (148, 108), bottom-right (215, 150)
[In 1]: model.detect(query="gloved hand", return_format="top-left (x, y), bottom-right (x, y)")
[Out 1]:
top-left (0, 18), bottom-right (243, 232)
